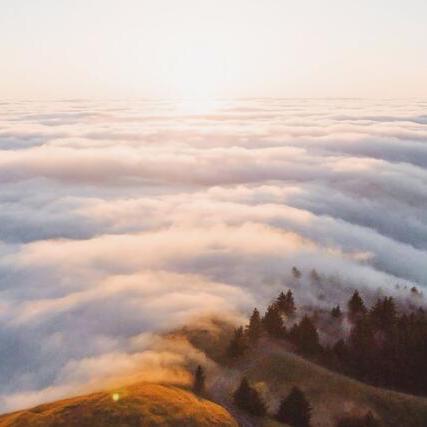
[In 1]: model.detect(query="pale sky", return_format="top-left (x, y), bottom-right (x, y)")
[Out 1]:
top-left (1, 0), bottom-right (427, 99)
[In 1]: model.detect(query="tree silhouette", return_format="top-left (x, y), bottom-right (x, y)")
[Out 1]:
top-left (333, 339), bottom-right (348, 363)
top-left (290, 316), bottom-right (320, 354)
top-left (233, 377), bottom-right (267, 417)
top-left (292, 266), bottom-right (302, 279)
top-left (246, 308), bottom-right (263, 344)
top-left (347, 291), bottom-right (367, 322)
top-left (193, 365), bottom-right (205, 395)
top-left (331, 305), bottom-right (342, 319)
top-left (227, 326), bottom-right (247, 359)
top-left (370, 297), bottom-right (396, 331)
top-left (277, 290), bottom-right (296, 317)
top-left (348, 317), bottom-right (375, 377)
top-left (276, 386), bottom-right (312, 427)
top-left (263, 304), bottom-right (285, 338)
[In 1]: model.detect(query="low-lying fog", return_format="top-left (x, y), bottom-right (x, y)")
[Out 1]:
top-left (0, 98), bottom-right (426, 411)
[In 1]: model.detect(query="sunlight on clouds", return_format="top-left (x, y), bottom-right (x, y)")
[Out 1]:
top-left (0, 99), bottom-right (426, 412)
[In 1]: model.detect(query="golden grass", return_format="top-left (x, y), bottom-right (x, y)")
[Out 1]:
top-left (0, 383), bottom-right (238, 427)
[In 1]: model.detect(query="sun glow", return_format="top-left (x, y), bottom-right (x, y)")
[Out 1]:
top-left (166, 45), bottom-right (230, 101)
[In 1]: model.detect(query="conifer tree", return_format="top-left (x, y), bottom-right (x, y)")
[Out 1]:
top-left (331, 305), bottom-right (342, 319)
top-left (233, 377), bottom-right (267, 417)
top-left (277, 291), bottom-right (288, 312)
top-left (246, 308), bottom-right (263, 344)
top-left (276, 386), bottom-right (312, 427)
top-left (292, 266), bottom-right (302, 279)
top-left (227, 326), bottom-right (247, 358)
top-left (348, 317), bottom-right (375, 377)
top-left (276, 290), bottom-right (296, 317)
top-left (347, 291), bottom-right (367, 322)
top-left (285, 290), bottom-right (296, 316)
top-left (333, 339), bottom-right (348, 362)
top-left (290, 316), bottom-right (320, 354)
top-left (370, 297), bottom-right (396, 331)
top-left (262, 304), bottom-right (285, 338)
top-left (193, 365), bottom-right (205, 395)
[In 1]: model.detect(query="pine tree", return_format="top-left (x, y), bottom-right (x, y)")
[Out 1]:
top-left (233, 377), bottom-right (267, 417)
top-left (347, 291), bottom-right (367, 322)
top-left (246, 308), bottom-right (263, 344)
top-left (285, 290), bottom-right (296, 317)
top-left (331, 305), bottom-right (342, 319)
top-left (348, 317), bottom-right (375, 378)
top-left (193, 365), bottom-right (205, 395)
top-left (292, 266), bottom-right (302, 279)
top-left (277, 292), bottom-right (288, 312)
top-left (370, 297), bottom-right (396, 331)
top-left (291, 316), bottom-right (320, 354)
top-left (263, 304), bottom-right (285, 338)
top-left (276, 386), bottom-right (312, 427)
top-left (227, 327), bottom-right (247, 358)
top-left (276, 290), bottom-right (296, 317)
top-left (333, 339), bottom-right (348, 362)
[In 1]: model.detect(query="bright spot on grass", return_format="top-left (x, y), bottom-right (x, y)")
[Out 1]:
top-left (112, 393), bottom-right (120, 402)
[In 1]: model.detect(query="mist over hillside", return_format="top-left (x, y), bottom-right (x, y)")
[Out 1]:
top-left (0, 98), bottom-right (426, 412)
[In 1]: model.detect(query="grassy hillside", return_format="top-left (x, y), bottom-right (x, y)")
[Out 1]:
top-left (0, 383), bottom-right (238, 427)
top-left (244, 340), bottom-right (427, 427)
top-left (181, 323), bottom-right (427, 427)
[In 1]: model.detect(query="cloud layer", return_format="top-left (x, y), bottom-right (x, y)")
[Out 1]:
top-left (0, 98), bottom-right (426, 412)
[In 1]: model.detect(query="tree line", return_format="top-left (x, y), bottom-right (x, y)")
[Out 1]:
top-left (226, 284), bottom-right (427, 397)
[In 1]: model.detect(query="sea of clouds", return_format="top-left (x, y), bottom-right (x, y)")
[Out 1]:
top-left (0, 98), bottom-right (426, 412)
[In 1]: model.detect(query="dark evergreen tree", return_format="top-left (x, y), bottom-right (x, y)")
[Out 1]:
top-left (347, 291), bottom-right (367, 322)
top-left (276, 386), bottom-right (312, 427)
top-left (333, 339), bottom-right (348, 363)
top-left (277, 291), bottom-right (288, 312)
top-left (331, 305), bottom-right (342, 319)
top-left (286, 290), bottom-right (296, 316)
top-left (233, 377), bottom-right (267, 417)
top-left (292, 266), bottom-right (302, 279)
top-left (290, 316), bottom-right (320, 355)
top-left (262, 304), bottom-right (285, 338)
top-left (370, 297), bottom-right (397, 331)
top-left (348, 317), bottom-right (375, 379)
top-left (227, 326), bottom-right (247, 359)
top-left (276, 290), bottom-right (296, 317)
top-left (193, 365), bottom-right (205, 395)
top-left (246, 308), bottom-right (263, 344)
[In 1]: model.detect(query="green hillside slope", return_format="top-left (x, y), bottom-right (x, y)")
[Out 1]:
top-left (245, 340), bottom-right (427, 427)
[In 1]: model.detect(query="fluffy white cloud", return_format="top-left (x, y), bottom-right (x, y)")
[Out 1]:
top-left (0, 99), bottom-right (426, 412)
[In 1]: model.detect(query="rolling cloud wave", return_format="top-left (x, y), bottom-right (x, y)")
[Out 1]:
top-left (0, 98), bottom-right (426, 411)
